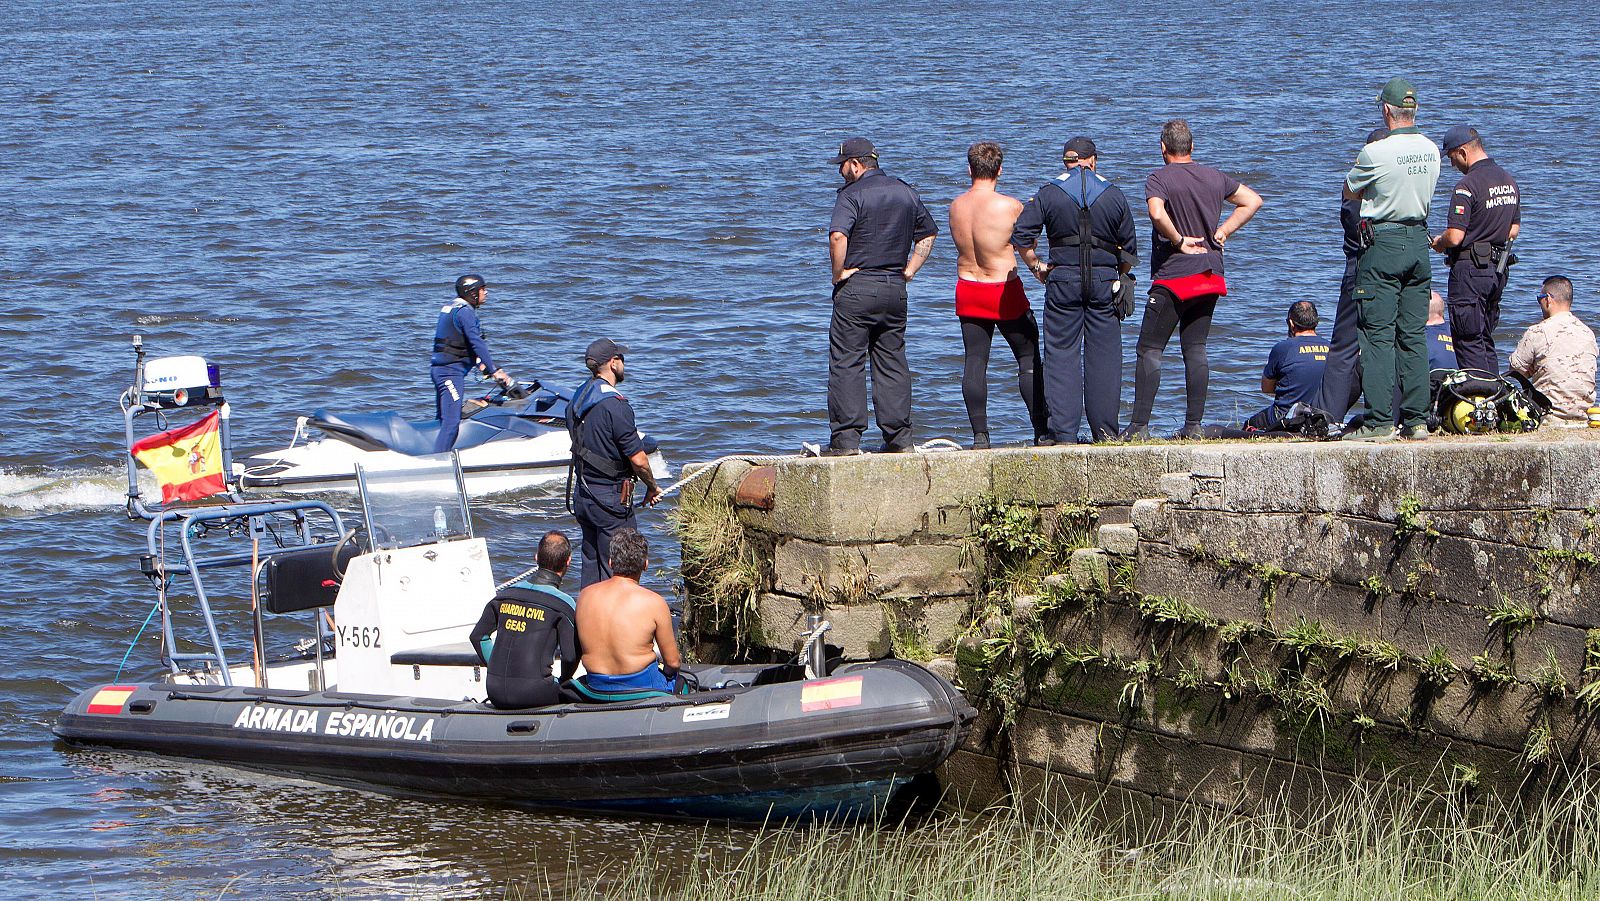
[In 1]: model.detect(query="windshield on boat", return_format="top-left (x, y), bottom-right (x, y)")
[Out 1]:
top-left (355, 458), bottom-right (473, 550)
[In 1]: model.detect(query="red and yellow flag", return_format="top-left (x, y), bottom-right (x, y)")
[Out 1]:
top-left (130, 410), bottom-right (227, 503)
top-left (800, 675), bottom-right (864, 713)
top-left (87, 686), bottom-right (137, 715)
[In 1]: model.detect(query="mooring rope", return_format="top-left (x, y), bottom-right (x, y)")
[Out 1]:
top-left (493, 441), bottom-right (963, 590)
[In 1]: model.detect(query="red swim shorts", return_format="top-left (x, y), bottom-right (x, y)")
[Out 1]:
top-left (1152, 270), bottom-right (1228, 302)
top-left (955, 276), bottom-right (1031, 321)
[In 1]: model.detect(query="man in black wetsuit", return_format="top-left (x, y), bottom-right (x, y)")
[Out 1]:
top-left (567, 338), bottom-right (661, 588)
top-left (469, 531), bottom-right (578, 709)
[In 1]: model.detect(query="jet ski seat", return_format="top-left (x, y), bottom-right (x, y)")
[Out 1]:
top-left (310, 410), bottom-right (443, 457)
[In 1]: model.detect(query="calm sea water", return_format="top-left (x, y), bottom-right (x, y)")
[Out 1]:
top-left (2, 2), bottom-right (1597, 896)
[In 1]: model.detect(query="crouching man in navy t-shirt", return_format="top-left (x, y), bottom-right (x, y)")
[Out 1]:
top-left (1246, 301), bottom-right (1329, 431)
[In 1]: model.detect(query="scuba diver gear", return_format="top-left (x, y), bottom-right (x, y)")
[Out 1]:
top-left (1431, 370), bottom-right (1549, 434)
top-left (455, 274), bottom-right (487, 302)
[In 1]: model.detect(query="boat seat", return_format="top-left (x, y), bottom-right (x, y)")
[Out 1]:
top-left (310, 409), bottom-right (443, 457)
top-left (390, 642), bottom-right (481, 667)
top-left (264, 543), bottom-right (360, 614)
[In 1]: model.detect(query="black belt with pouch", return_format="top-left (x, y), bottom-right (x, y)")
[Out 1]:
top-left (1451, 241), bottom-right (1515, 272)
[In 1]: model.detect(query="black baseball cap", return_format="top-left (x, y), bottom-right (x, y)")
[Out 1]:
top-left (584, 337), bottom-right (628, 366)
top-left (1062, 136), bottom-right (1097, 161)
top-left (1442, 125), bottom-right (1480, 154)
top-left (828, 137), bottom-right (878, 165)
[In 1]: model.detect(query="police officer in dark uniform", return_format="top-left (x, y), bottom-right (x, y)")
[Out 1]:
top-left (1431, 126), bottom-right (1520, 376)
top-left (567, 337), bottom-right (661, 588)
top-left (1011, 137), bottom-right (1138, 442)
top-left (431, 274), bottom-right (513, 454)
top-left (1317, 128), bottom-right (1388, 424)
top-left (825, 137), bottom-right (938, 455)
top-left (469, 531), bottom-right (578, 708)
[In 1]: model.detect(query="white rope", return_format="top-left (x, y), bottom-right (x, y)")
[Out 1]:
top-left (237, 416), bottom-right (308, 479)
top-left (492, 442), bottom-right (964, 591)
top-left (801, 619), bottom-right (832, 679)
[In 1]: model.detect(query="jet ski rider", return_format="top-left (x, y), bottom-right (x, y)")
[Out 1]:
top-left (568, 338), bottom-right (662, 588)
top-left (431, 274), bottom-right (514, 454)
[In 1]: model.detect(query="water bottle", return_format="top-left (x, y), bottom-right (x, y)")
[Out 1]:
top-left (432, 505), bottom-right (447, 537)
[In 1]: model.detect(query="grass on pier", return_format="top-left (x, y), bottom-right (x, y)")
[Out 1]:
top-left (519, 775), bottom-right (1600, 900)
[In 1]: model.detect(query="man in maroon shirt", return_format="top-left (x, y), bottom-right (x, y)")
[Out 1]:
top-left (1123, 120), bottom-right (1263, 438)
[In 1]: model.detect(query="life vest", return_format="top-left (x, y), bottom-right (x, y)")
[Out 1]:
top-left (432, 299), bottom-right (473, 362)
top-left (1044, 170), bottom-right (1135, 296)
top-left (566, 378), bottom-right (632, 481)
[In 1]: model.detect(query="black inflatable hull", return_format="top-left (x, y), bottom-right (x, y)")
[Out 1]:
top-left (54, 660), bottom-right (975, 820)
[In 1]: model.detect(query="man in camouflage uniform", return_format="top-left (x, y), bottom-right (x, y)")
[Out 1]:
top-left (1510, 276), bottom-right (1597, 424)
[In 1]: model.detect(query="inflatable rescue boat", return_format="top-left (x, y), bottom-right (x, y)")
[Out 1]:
top-left (58, 340), bottom-right (974, 820)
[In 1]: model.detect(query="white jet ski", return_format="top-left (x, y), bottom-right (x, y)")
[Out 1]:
top-left (235, 380), bottom-right (669, 496)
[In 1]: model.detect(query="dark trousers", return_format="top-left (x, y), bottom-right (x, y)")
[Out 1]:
top-left (1355, 225), bottom-right (1432, 428)
top-left (1041, 274), bottom-right (1122, 442)
top-left (959, 311), bottom-right (1047, 438)
top-left (1447, 258), bottom-right (1507, 376)
top-left (431, 364), bottom-right (468, 454)
top-left (486, 674), bottom-right (560, 709)
top-left (575, 487), bottom-right (635, 589)
top-left (828, 273), bottom-right (912, 450)
top-left (1316, 255), bottom-right (1365, 422)
top-left (1128, 289), bottom-right (1219, 429)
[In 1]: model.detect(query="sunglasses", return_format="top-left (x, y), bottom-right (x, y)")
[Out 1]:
top-left (1536, 292), bottom-right (1552, 302)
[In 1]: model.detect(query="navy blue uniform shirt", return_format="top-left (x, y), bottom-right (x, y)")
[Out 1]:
top-left (1427, 322), bottom-right (1457, 371)
top-left (431, 300), bottom-right (497, 371)
top-left (1263, 334), bottom-right (1329, 408)
top-left (1340, 196), bottom-right (1363, 257)
top-left (575, 386), bottom-right (642, 487)
top-left (828, 168), bottom-right (937, 271)
top-left (1447, 158), bottom-right (1520, 247)
top-left (1011, 169), bottom-right (1138, 273)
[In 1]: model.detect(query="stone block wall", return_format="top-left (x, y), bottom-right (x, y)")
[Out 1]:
top-left (676, 436), bottom-right (1600, 812)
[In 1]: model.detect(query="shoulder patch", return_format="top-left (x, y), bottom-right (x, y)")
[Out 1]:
top-left (1454, 188), bottom-right (1474, 197)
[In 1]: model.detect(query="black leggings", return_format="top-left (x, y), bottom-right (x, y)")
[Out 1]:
top-left (959, 311), bottom-right (1047, 437)
top-left (1129, 289), bottom-right (1219, 429)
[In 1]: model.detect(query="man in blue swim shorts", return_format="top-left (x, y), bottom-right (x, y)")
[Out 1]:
top-left (573, 528), bottom-right (683, 699)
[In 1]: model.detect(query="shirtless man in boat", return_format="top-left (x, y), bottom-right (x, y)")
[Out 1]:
top-left (948, 141), bottom-right (1048, 448)
top-left (574, 527), bottom-right (683, 697)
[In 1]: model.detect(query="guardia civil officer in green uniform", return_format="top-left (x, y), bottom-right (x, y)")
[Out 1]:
top-left (1342, 77), bottom-right (1441, 441)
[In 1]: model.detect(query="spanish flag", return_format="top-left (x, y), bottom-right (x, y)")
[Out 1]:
top-left (130, 410), bottom-right (227, 503)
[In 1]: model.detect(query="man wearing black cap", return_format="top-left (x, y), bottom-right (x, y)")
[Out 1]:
top-left (1316, 127), bottom-right (1389, 425)
top-left (566, 338), bottom-right (661, 588)
top-left (1340, 77), bottom-right (1440, 441)
top-left (825, 137), bottom-right (938, 454)
top-left (1011, 137), bottom-right (1138, 442)
top-left (1431, 126), bottom-right (1521, 376)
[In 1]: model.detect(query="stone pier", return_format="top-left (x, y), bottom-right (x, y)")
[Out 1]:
top-left (675, 435), bottom-right (1600, 814)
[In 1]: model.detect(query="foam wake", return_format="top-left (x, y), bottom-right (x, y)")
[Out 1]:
top-left (0, 467), bottom-right (148, 517)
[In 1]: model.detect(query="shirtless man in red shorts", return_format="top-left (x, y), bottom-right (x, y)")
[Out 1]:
top-left (948, 141), bottom-right (1048, 448)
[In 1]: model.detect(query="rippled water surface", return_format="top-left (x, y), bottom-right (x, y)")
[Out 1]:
top-left (3, 2), bottom-right (1598, 896)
